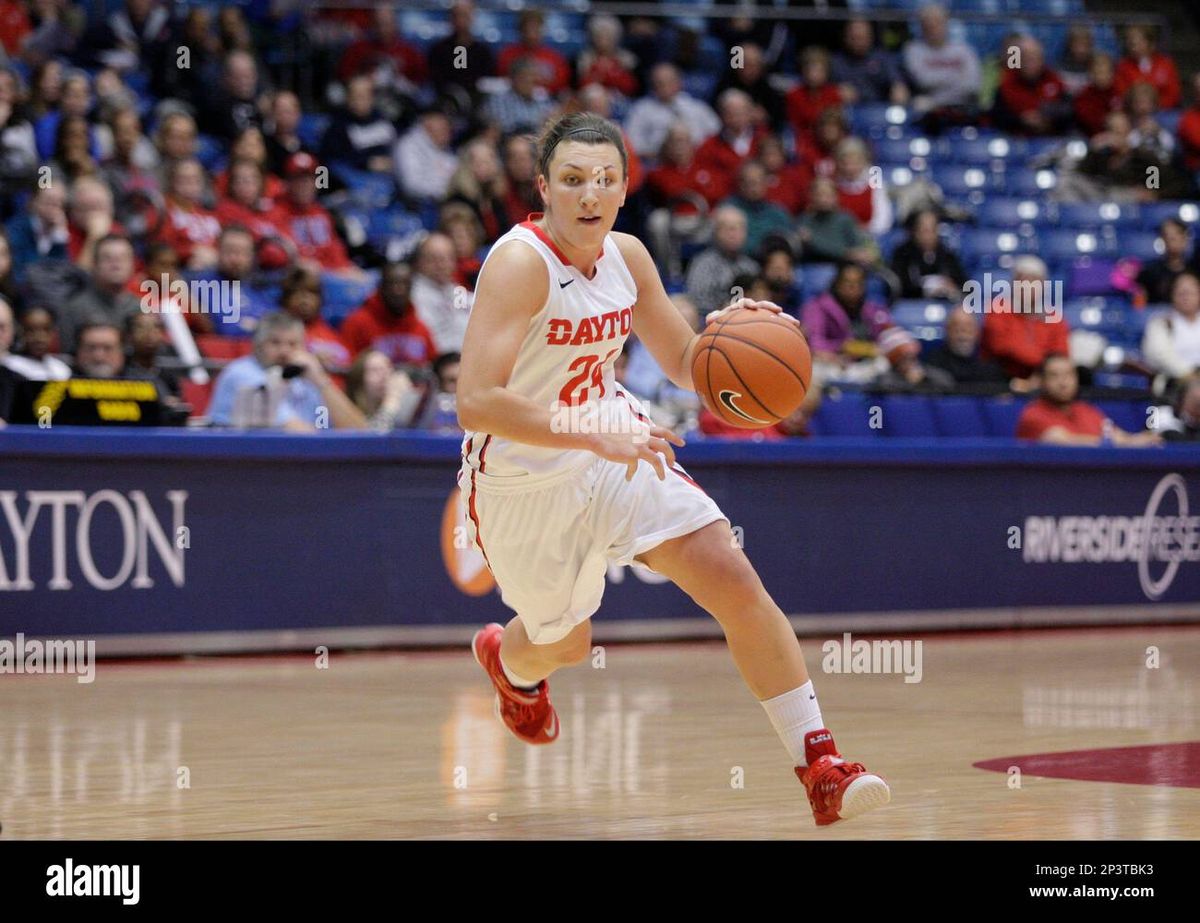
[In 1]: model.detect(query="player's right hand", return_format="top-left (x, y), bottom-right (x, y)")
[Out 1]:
top-left (591, 426), bottom-right (685, 481)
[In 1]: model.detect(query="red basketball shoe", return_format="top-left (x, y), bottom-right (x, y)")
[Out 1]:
top-left (471, 623), bottom-right (560, 745)
top-left (795, 728), bottom-right (890, 826)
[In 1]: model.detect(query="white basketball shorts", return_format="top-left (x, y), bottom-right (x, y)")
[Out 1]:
top-left (458, 453), bottom-right (728, 645)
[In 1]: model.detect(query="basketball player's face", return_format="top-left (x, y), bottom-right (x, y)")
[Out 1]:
top-left (539, 141), bottom-right (626, 252)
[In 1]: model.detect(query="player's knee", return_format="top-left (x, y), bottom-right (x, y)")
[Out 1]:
top-left (702, 555), bottom-right (771, 620)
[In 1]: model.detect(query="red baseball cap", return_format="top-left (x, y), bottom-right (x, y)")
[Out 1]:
top-left (284, 152), bottom-right (319, 178)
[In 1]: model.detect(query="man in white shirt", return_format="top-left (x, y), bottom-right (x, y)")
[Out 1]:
top-left (395, 108), bottom-right (458, 202)
top-left (624, 63), bottom-right (721, 157)
top-left (1143, 271), bottom-right (1200, 382)
top-left (902, 3), bottom-right (981, 114)
top-left (411, 232), bottom-right (471, 354)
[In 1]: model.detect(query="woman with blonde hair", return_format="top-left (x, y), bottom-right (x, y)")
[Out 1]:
top-left (445, 137), bottom-right (511, 243)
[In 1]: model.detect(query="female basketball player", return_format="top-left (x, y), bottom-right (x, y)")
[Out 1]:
top-left (459, 113), bottom-right (889, 825)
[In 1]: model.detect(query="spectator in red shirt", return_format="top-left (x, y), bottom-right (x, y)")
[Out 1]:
top-left (1073, 53), bottom-right (1120, 138)
top-left (1113, 25), bottom-right (1180, 111)
top-left (274, 151), bottom-right (364, 279)
top-left (340, 261), bottom-right (436, 366)
top-left (757, 133), bottom-right (813, 215)
top-left (1017, 353), bottom-right (1162, 445)
top-left (213, 126), bottom-right (285, 201)
top-left (786, 47), bottom-right (842, 146)
top-left (0, 0), bottom-right (31, 56)
top-left (1177, 73), bottom-right (1200, 173)
top-left (980, 256), bottom-right (1071, 380)
top-left (993, 36), bottom-right (1071, 136)
top-left (645, 121), bottom-right (733, 276)
top-left (336, 3), bottom-right (427, 89)
top-left (833, 137), bottom-right (892, 234)
top-left (799, 106), bottom-right (849, 180)
top-left (645, 123), bottom-right (731, 277)
top-left (280, 265), bottom-right (350, 373)
top-left (576, 13), bottom-right (638, 99)
top-left (497, 9), bottom-right (571, 97)
top-left (693, 89), bottom-right (766, 195)
top-left (156, 157), bottom-right (221, 269)
top-left (214, 158), bottom-right (292, 270)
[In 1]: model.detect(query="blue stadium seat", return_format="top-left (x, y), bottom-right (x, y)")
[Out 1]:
top-left (321, 271), bottom-right (380, 327)
top-left (367, 209), bottom-right (425, 249)
top-left (878, 228), bottom-right (908, 260)
top-left (892, 300), bottom-right (951, 328)
top-left (939, 136), bottom-right (1027, 165)
top-left (1041, 230), bottom-right (1117, 262)
top-left (974, 198), bottom-right (1053, 228)
top-left (932, 166), bottom-right (1002, 198)
top-left (1116, 231), bottom-right (1165, 262)
top-left (1138, 201), bottom-right (1200, 230)
top-left (849, 103), bottom-right (910, 135)
top-left (1056, 202), bottom-right (1142, 230)
top-left (957, 228), bottom-right (1029, 268)
top-left (814, 392), bottom-right (877, 437)
top-left (1023, 137), bottom-right (1072, 160)
top-left (1006, 167), bottom-right (1059, 197)
top-left (982, 398), bottom-right (1028, 437)
top-left (1063, 298), bottom-right (1125, 335)
top-left (330, 165), bottom-right (395, 209)
top-left (931, 396), bottom-right (989, 437)
top-left (881, 395), bottom-right (939, 437)
top-left (194, 134), bottom-right (225, 172)
top-left (297, 113), bottom-right (330, 149)
top-left (682, 72), bottom-right (719, 101)
top-left (798, 263), bottom-right (837, 300)
top-left (875, 135), bottom-right (934, 165)
top-left (1156, 110), bottom-right (1183, 135)
top-left (1096, 400), bottom-right (1151, 433)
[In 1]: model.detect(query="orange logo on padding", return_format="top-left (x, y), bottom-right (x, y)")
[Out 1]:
top-left (441, 489), bottom-right (495, 596)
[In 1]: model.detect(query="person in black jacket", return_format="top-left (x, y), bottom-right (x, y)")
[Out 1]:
top-left (318, 74), bottom-right (396, 175)
top-left (925, 306), bottom-right (1012, 393)
top-left (889, 208), bottom-right (967, 300)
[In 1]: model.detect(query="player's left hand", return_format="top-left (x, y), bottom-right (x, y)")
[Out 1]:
top-left (705, 298), bottom-right (801, 329)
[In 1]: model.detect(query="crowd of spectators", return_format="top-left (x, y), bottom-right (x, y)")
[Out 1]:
top-left (0, 0), bottom-right (1198, 444)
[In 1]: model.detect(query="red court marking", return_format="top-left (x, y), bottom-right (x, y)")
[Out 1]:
top-left (974, 742), bottom-right (1200, 788)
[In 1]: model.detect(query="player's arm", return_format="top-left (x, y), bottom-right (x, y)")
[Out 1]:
top-left (616, 232), bottom-right (800, 392)
top-left (457, 241), bottom-right (584, 448)
top-left (458, 240), bottom-right (681, 479)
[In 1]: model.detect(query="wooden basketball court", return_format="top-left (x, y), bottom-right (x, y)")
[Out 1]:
top-left (1, 624), bottom-right (1196, 839)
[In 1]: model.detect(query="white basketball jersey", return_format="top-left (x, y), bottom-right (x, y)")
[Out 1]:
top-left (460, 214), bottom-right (645, 479)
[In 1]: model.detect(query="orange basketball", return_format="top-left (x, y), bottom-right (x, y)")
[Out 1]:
top-left (691, 309), bottom-right (813, 429)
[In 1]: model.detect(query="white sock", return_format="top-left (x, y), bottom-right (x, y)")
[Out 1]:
top-left (761, 681), bottom-right (825, 767)
top-left (500, 655), bottom-right (540, 691)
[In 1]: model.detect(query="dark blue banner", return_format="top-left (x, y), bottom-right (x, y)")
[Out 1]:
top-left (1, 428), bottom-right (1199, 647)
